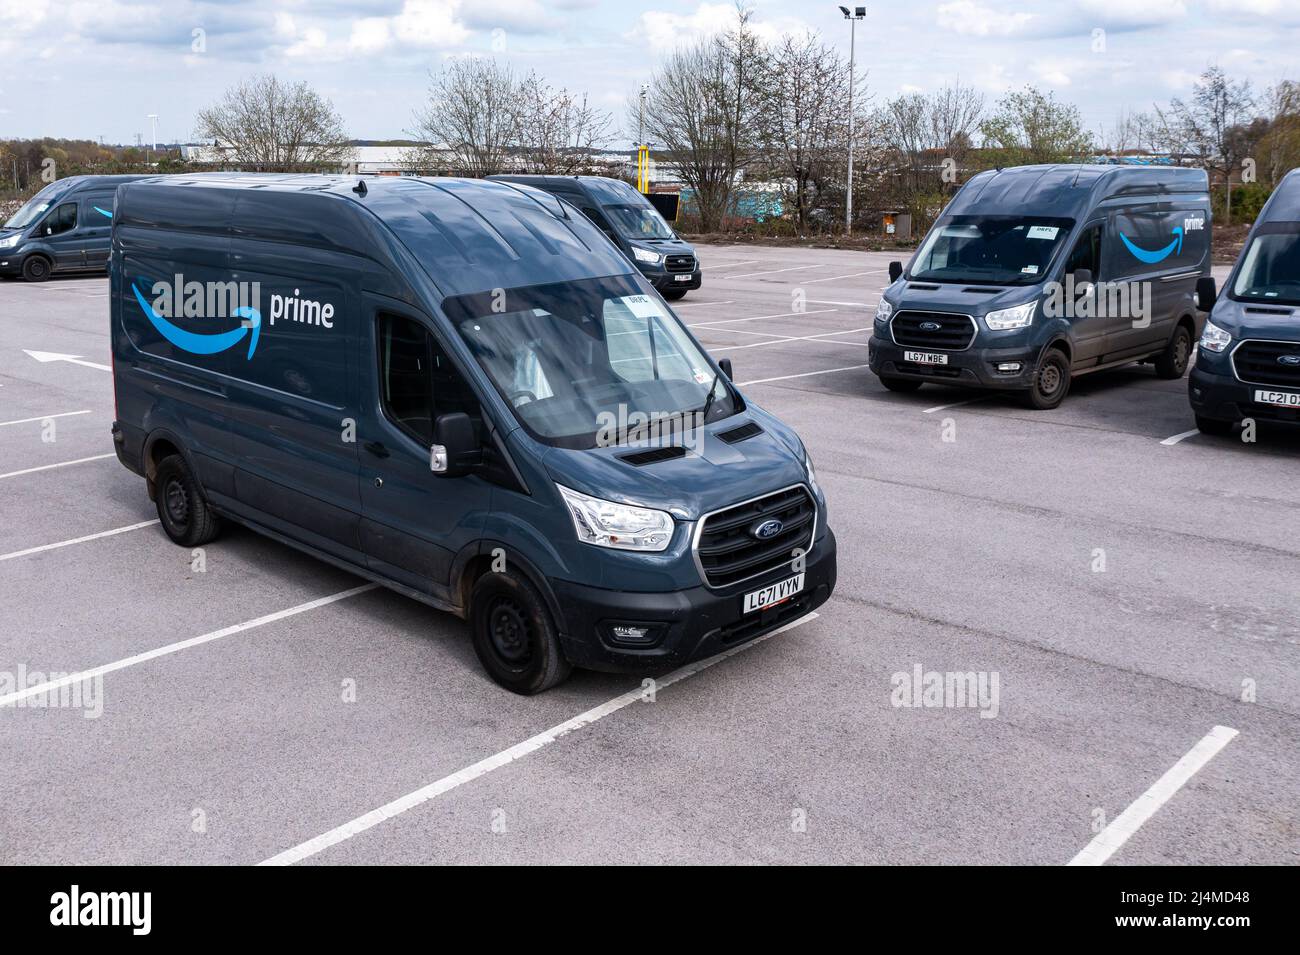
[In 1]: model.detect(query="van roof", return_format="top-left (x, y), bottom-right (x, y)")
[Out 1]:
top-left (1258, 168), bottom-right (1300, 222)
top-left (947, 164), bottom-right (1210, 220)
top-left (488, 174), bottom-right (646, 206)
top-left (116, 173), bottom-right (634, 298)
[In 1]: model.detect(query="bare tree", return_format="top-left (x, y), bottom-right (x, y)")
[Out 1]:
top-left (194, 74), bottom-right (352, 171)
top-left (979, 86), bottom-right (1093, 166)
top-left (1253, 80), bottom-right (1300, 188)
top-left (638, 4), bottom-right (763, 231)
top-left (408, 59), bottom-right (522, 177)
top-left (1153, 66), bottom-right (1255, 223)
top-left (516, 73), bottom-right (613, 174)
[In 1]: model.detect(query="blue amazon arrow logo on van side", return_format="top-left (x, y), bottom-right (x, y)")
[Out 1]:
top-left (93, 206), bottom-right (113, 219)
top-left (131, 278), bottom-right (261, 359)
top-left (1120, 226), bottom-right (1183, 265)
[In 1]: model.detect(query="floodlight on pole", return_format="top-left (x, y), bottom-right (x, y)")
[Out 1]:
top-left (841, 6), bottom-right (866, 236)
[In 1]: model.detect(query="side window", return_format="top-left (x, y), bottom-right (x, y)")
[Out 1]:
top-left (582, 206), bottom-right (617, 240)
top-left (1065, 224), bottom-right (1102, 280)
top-left (377, 313), bottom-right (480, 444)
top-left (43, 203), bottom-right (77, 236)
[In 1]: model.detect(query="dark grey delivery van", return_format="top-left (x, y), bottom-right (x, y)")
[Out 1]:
top-left (489, 175), bottom-right (702, 299)
top-left (110, 174), bottom-right (835, 693)
top-left (870, 164), bottom-right (1213, 409)
top-left (1, 174), bottom-right (149, 281)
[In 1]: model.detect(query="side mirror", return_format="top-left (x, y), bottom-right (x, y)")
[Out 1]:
top-left (888, 261), bottom-right (903, 283)
top-left (1196, 276), bottom-right (1218, 312)
top-left (430, 412), bottom-right (481, 477)
top-left (718, 358), bottom-right (733, 381)
top-left (1073, 268), bottom-right (1094, 295)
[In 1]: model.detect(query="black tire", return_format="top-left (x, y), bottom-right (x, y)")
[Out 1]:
top-left (1154, 324), bottom-right (1193, 379)
top-left (470, 568), bottom-right (572, 694)
top-left (1020, 348), bottom-right (1072, 410)
top-left (154, 454), bottom-right (222, 547)
top-left (879, 375), bottom-right (923, 393)
top-left (21, 255), bottom-right (51, 282)
top-left (1195, 414), bottom-right (1233, 436)
top-left (662, 287), bottom-right (688, 300)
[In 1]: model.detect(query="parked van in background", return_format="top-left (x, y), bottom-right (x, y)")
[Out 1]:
top-left (0, 174), bottom-right (149, 282)
top-left (1190, 169), bottom-right (1300, 435)
top-left (869, 165), bottom-right (1213, 409)
top-left (110, 174), bottom-right (834, 694)
top-left (489, 174), bottom-right (703, 299)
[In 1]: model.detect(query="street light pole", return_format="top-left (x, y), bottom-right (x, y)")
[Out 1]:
top-left (147, 114), bottom-right (159, 160)
top-left (840, 6), bottom-right (865, 236)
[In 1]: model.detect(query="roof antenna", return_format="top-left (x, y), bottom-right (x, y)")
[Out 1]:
top-left (353, 179), bottom-right (368, 197)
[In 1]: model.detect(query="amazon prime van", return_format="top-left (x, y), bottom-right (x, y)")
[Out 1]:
top-left (869, 165), bottom-right (1214, 409)
top-left (1189, 169), bottom-right (1300, 434)
top-left (109, 174), bottom-right (834, 693)
top-left (488, 175), bottom-right (702, 299)
top-left (0, 175), bottom-right (149, 282)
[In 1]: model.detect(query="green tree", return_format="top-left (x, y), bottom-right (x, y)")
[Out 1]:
top-left (979, 86), bottom-right (1093, 167)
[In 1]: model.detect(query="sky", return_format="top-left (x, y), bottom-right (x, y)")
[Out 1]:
top-left (0, 0), bottom-right (1297, 147)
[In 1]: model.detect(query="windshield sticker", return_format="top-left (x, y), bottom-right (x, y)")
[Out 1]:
top-left (617, 294), bottom-right (667, 319)
top-left (941, 225), bottom-right (981, 239)
top-left (1027, 226), bottom-right (1060, 241)
top-left (1021, 265), bottom-right (1040, 274)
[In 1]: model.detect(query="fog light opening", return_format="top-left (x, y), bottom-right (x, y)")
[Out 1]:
top-left (996, 362), bottom-right (1022, 374)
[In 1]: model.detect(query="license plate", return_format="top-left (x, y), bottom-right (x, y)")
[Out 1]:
top-left (674, 274), bottom-right (692, 282)
top-left (904, 350), bottom-right (948, 365)
top-left (1254, 389), bottom-right (1300, 407)
top-left (743, 573), bottom-right (804, 614)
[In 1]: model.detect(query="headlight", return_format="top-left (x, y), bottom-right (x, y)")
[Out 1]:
top-left (557, 484), bottom-right (674, 552)
top-left (0, 234), bottom-right (20, 249)
top-left (985, 301), bottom-right (1037, 330)
top-left (805, 451), bottom-right (821, 498)
top-left (1199, 320), bottom-right (1232, 353)
top-left (632, 246), bottom-right (662, 265)
top-left (874, 299), bottom-right (894, 325)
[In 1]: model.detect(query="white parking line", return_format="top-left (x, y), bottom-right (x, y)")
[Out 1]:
top-left (0, 519), bottom-right (159, 562)
top-left (1067, 725), bottom-right (1238, 866)
top-left (259, 611), bottom-right (820, 865)
top-left (808, 299), bottom-right (878, 308)
top-left (670, 300), bottom-right (735, 309)
top-left (0, 410), bottom-right (92, 428)
top-left (716, 265), bottom-right (829, 280)
top-left (0, 584), bottom-right (378, 710)
top-left (709, 326), bottom-right (874, 352)
top-left (798, 270), bottom-right (885, 285)
top-left (1160, 429), bottom-right (1201, 446)
top-left (701, 261), bottom-right (755, 270)
top-left (0, 453), bottom-right (116, 480)
top-left (688, 307), bottom-right (838, 329)
top-left (922, 397), bottom-right (991, 414)
top-left (738, 364), bottom-right (873, 386)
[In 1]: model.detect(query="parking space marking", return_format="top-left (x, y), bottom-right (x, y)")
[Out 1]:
top-left (709, 326), bottom-right (874, 353)
top-left (671, 300), bottom-right (735, 309)
top-left (687, 307), bottom-right (838, 329)
top-left (0, 584), bottom-right (378, 711)
top-left (799, 270), bottom-right (886, 285)
top-left (1160, 429), bottom-right (1201, 446)
top-left (715, 265), bottom-right (829, 280)
top-left (259, 611), bottom-right (820, 866)
top-left (808, 299), bottom-right (877, 308)
top-left (22, 350), bottom-right (111, 372)
top-left (0, 519), bottom-right (159, 562)
top-left (922, 397), bottom-right (992, 414)
top-left (738, 364), bottom-right (873, 386)
top-left (0, 453), bottom-right (116, 481)
top-left (0, 410), bottom-right (92, 428)
top-left (700, 261), bottom-right (756, 270)
top-left (1067, 725), bottom-right (1239, 866)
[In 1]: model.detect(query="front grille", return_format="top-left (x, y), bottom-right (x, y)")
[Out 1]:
top-left (891, 311), bottom-right (976, 350)
top-left (665, 254), bottom-right (696, 273)
top-left (1232, 340), bottom-right (1300, 388)
top-left (695, 485), bottom-right (815, 589)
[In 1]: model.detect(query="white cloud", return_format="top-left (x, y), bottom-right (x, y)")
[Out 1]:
top-left (632, 2), bottom-right (810, 52)
top-left (936, 1), bottom-right (1037, 37)
top-left (1075, 0), bottom-right (1186, 28)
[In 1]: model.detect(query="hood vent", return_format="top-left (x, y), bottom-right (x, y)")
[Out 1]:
top-left (907, 283), bottom-right (940, 291)
top-left (717, 421), bottom-right (764, 444)
top-left (1244, 306), bottom-right (1294, 315)
top-left (962, 286), bottom-right (1005, 294)
top-left (619, 445), bottom-right (687, 466)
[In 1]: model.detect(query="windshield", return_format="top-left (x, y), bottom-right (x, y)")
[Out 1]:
top-left (4, 196), bottom-right (54, 231)
top-left (604, 203), bottom-right (675, 240)
top-left (911, 215), bottom-right (1075, 286)
top-left (1232, 229), bottom-right (1300, 307)
top-left (445, 274), bottom-right (736, 449)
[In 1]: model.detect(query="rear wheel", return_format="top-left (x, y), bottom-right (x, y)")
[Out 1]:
top-left (1020, 348), bottom-right (1071, 410)
top-left (1154, 324), bottom-right (1193, 379)
top-left (154, 454), bottom-right (222, 547)
top-left (1195, 414), bottom-right (1233, 436)
top-left (879, 375), bottom-right (923, 393)
top-left (470, 569), bottom-right (572, 694)
top-left (21, 255), bottom-right (51, 282)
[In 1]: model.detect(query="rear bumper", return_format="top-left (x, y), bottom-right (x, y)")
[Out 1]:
top-left (552, 528), bottom-right (836, 672)
top-left (1189, 364), bottom-right (1300, 427)
top-left (869, 334), bottom-right (1038, 390)
top-left (111, 420), bottom-right (147, 477)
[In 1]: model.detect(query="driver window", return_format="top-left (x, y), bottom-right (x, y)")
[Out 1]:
top-left (378, 312), bottom-right (480, 444)
top-left (582, 206), bottom-right (617, 240)
top-left (44, 203), bottom-right (78, 236)
top-left (1065, 224), bottom-right (1102, 280)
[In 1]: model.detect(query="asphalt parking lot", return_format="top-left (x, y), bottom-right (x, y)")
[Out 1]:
top-left (2, 244), bottom-right (1298, 865)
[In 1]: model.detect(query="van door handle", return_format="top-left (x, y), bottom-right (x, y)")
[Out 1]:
top-left (364, 441), bottom-right (390, 458)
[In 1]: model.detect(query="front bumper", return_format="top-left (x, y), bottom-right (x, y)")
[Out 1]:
top-left (644, 267), bottom-right (702, 292)
top-left (869, 334), bottom-right (1038, 390)
top-left (552, 528), bottom-right (836, 672)
top-left (1189, 363), bottom-right (1300, 427)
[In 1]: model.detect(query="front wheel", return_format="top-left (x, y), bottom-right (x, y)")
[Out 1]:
top-left (662, 287), bottom-right (688, 300)
top-left (1020, 348), bottom-right (1071, 410)
top-left (1154, 324), bottom-right (1193, 379)
top-left (1195, 414), bottom-right (1234, 436)
top-left (21, 255), bottom-right (51, 282)
top-left (470, 569), bottom-right (572, 694)
top-left (154, 454), bottom-right (222, 546)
